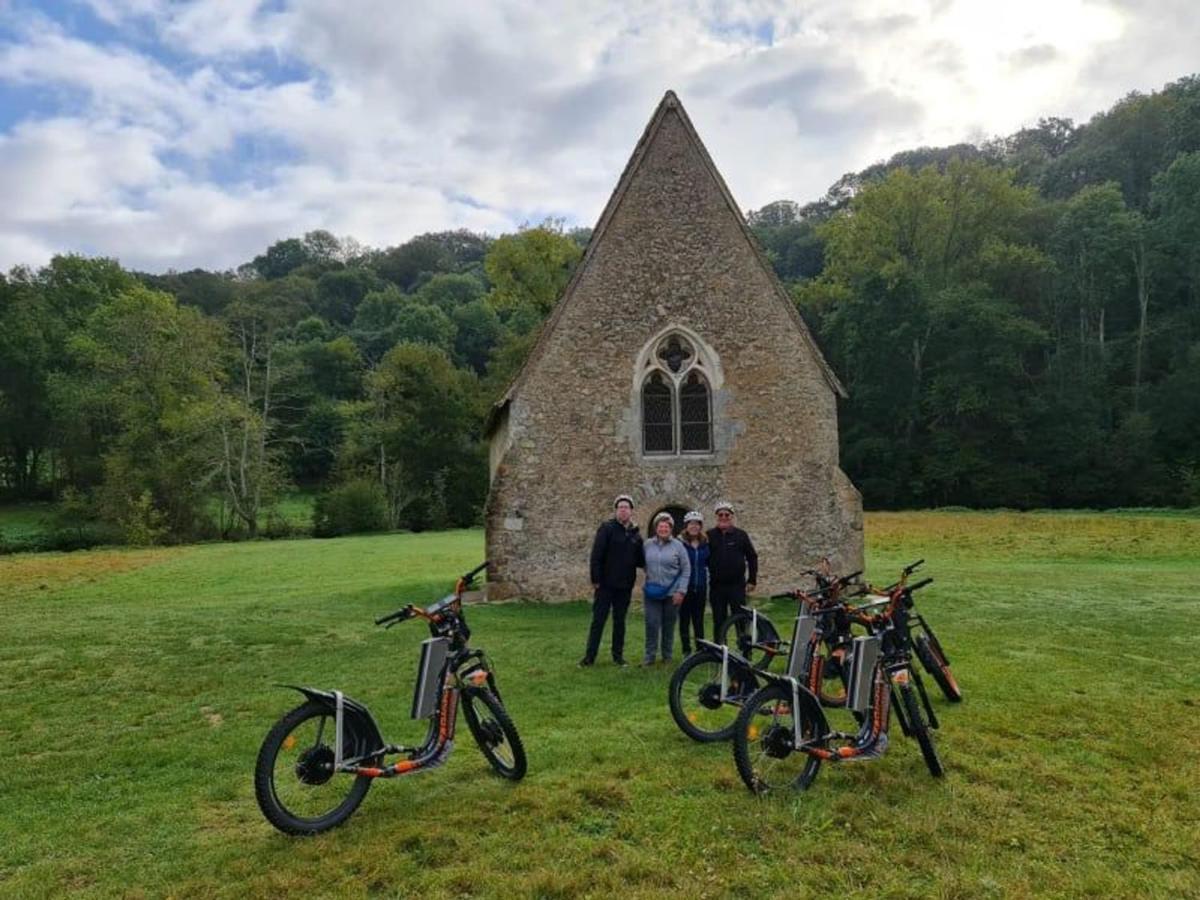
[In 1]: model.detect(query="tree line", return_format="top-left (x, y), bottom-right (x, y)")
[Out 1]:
top-left (0, 224), bottom-right (586, 548)
top-left (769, 74), bottom-right (1200, 508)
top-left (1, 74), bottom-right (1198, 548)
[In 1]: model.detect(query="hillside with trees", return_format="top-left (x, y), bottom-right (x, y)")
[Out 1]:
top-left (2, 75), bottom-right (1198, 549)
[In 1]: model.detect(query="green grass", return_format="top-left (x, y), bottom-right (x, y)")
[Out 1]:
top-left (269, 491), bottom-right (317, 531)
top-left (0, 502), bottom-right (57, 541)
top-left (2, 512), bottom-right (1198, 898)
top-left (0, 491), bottom-right (319, 547)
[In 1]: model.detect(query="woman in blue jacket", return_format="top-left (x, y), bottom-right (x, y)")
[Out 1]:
top-left (679, 510), bottom-right (709, 655)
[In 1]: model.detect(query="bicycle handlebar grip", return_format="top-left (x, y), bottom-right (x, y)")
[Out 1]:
top-left (769, 592), bottom-right (794, 600)
top-left (375, 607), bottom-right (411, 626)
top-left (839, 570), bottom-right (863, 585)
top-left (904, 558), bottom-right (926, 575)
top-left (463, 560), bottom-right (490, 582)
top-left (909, 578), bottom-right (933, 592)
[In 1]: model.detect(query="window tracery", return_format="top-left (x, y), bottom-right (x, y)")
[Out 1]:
top-left (639, 332), bottom-right (713, 456)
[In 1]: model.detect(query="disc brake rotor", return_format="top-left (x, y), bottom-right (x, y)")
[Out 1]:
top-left (478, 718), bottom-right (503, 746)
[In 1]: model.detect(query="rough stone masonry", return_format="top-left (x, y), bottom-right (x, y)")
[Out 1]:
top-left (484, 90), bottom-right (863, 600)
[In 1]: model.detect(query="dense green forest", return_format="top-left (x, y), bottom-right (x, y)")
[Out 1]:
top-left (2, 75), bottom-right (1199, 549)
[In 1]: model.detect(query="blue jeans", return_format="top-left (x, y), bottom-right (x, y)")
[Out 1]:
top-left (643, 594), bottom-right (679, 663)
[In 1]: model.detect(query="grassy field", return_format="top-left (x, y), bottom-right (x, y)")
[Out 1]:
top-left (0, 502), bottom-right (58, 541)
top-left (1, 511), bottom-right (1198, 898)
top-left (0, 492), bottom-right (318, 550)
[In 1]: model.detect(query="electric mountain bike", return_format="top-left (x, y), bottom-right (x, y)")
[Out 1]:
top-left (667, 568), bottom-right (860, 743)
top-left (731, 577), bottom-right (944, 795)
top-left (864, 559), bottom-right (962, 703)
top-left (717, 567), bottom-right (862, 669)
top-left (254, 562), bottom-right (526, 835)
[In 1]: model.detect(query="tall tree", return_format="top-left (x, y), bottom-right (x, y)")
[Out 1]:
top-left (215, 279), bottom-right (306, 537)
top-left (55, 286), bottom-right (225, 541)
top-left (1051, 183), bottom-right (1135, 367)
top-left (484, 224), bottom-right (582, 318)
top-left (341, 343), bottom-right (482, 529)
top-left (0, 271), bottom-right (54, 496)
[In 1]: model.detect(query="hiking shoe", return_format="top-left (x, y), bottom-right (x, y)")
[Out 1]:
top-left (613, 657), bottom-right (628, 667)
top-left (578, 657), bottom-right (595, 668)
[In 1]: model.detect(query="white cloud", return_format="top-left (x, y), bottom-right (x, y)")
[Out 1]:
top-left (0, 0), bottom-right (1197, 271)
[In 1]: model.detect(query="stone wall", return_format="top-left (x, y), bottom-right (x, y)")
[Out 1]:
top-left (485, 98), bottom-right (863, 600)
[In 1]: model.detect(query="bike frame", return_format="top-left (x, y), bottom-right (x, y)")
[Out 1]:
top-left (343, 646), bottom-right (497, 779)
top-left (693, 582), bottom-right (847, 709)
top-left (731, 570), bottom-right (860, 670)
top-left (763, 580), bottom-right (938, 762)
top-left (286, 567), bottom-right (503, 782)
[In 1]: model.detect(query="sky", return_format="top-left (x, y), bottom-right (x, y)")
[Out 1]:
top-left (0, 0), bottom-right (1197, 273)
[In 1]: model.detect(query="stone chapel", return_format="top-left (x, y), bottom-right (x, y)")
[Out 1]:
top-left (484, 90), bottom-right (863, 600)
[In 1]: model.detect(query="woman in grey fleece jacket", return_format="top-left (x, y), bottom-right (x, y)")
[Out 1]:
top-left (642, 512), bottom-right (691, 665)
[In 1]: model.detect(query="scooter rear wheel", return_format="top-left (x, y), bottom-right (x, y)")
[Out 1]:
top-left (668, 651), bottom-right (758, 742)
top-left (254, 700), bottom-right (372, 835)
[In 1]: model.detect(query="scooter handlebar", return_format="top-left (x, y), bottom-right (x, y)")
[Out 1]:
top-left (375, 606), bottom-right (414, 627)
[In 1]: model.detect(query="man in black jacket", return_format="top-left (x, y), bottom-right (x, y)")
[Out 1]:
top-left (706, 500), bottom-right (757, 640)
top-left (581, 494), bottom-right (644, 667)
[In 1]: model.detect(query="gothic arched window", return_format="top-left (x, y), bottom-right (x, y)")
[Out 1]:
top-left (679, 371), bottom-right (712, 452)
top-left (639, 332), bottom-right (715, 456)
top-left (642, 371), bottom-right (675, 454)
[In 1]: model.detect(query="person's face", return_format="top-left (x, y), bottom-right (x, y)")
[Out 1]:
top-left (656, 519), bottom-right (673, 539)
top-left (686, 520), bottom-right (702, 537)
top-left (716, 510), bottom-right (733, 530)
top-left (615, 501), bottom-right (633, 524)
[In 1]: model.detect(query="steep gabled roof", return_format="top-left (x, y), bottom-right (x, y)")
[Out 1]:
top-left (486, 90), bottom-right (846, 434)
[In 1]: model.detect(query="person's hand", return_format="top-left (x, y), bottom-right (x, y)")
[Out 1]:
top-left (746, 583), bottom-right (756, 594)
top-left (672, 592), bottom-right (684, 606)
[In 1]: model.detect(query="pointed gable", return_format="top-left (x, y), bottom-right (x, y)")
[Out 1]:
top-left (483, 90), bottom-right (864, 601)
top-left (487, 90), bottom-right (845, 434)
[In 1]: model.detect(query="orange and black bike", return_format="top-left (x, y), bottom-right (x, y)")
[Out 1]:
top-left (667, 568), bottom-right (861, 742)
top-left (254, 562), bottom-right (526, 835)
top-left (858, 559), bottom-right (961, 703)
top-left (731, 575), bottom-right (945, 795)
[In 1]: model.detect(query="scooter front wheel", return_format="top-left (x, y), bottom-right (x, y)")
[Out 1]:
top-left (254, 700), bottom-right (372, 835)
top-left (462, 688), bottom-right (527, 780)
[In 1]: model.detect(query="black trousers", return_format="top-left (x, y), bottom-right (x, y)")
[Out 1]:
top-left (678, 588), bottom-right (706, 653)
top-left (709, 583), bottom-right (747, 641)
top-left (584, 586), bottom-right (632, 661)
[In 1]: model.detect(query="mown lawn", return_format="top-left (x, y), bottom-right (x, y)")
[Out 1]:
top-left (1, 512), bottom-right (1198, 898)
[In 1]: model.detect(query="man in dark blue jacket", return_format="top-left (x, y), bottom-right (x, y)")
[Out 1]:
top-left (581, 494), bottom-right (644, 667)
top-left (706, 501), bottom-right (758, 640)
